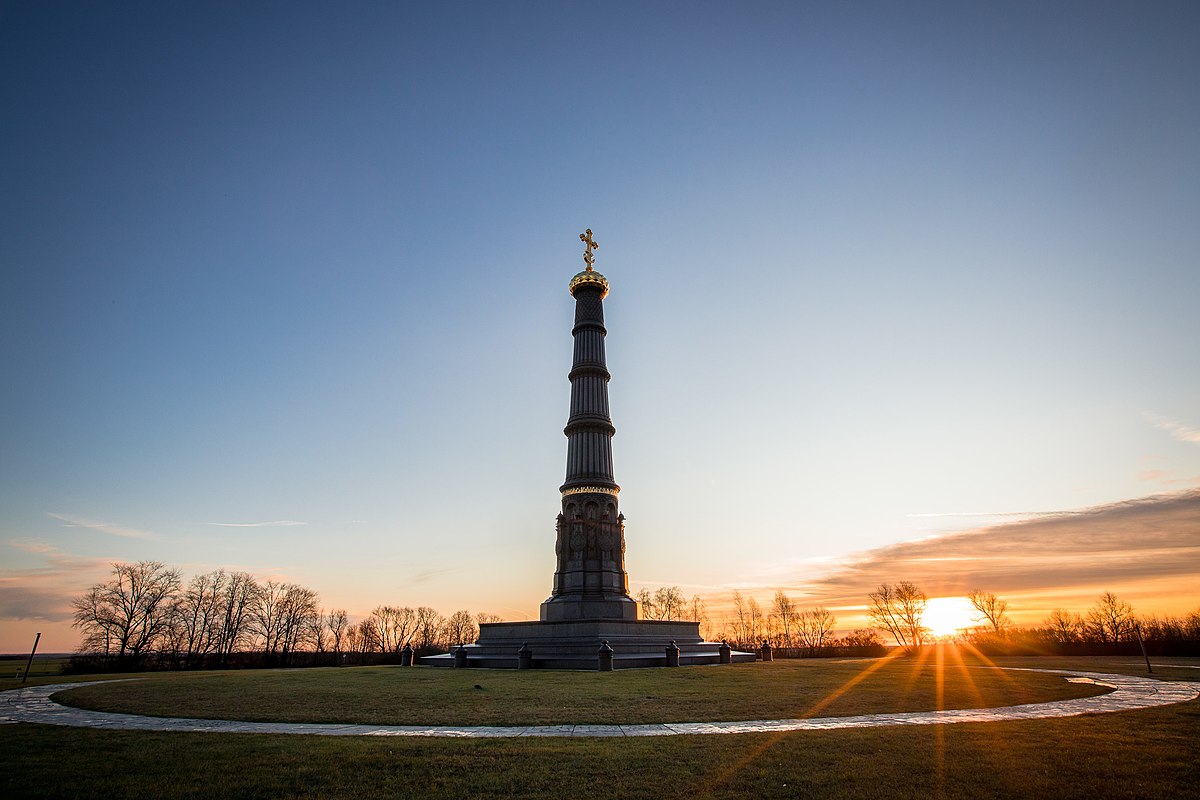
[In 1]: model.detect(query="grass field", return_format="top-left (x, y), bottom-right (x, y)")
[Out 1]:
top-left (0, 656), bottom-right (67, 686)
top-left (51, 652), bottom-right (1109, 726)
top-left (3, 653), bottom-right (1198, 799)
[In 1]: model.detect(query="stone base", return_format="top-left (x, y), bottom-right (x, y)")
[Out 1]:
top-left (540, 594), bottom-right (638, 622)
top-left (420, 619), bottom-right (757, 669)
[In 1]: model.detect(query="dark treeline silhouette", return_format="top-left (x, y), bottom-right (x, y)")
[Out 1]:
top-left (68, 561), bottom-right (502, 674)
top-left (862, 582), bottom-right (1200, 657)
top-left (965, 593), bottom-right (1200, 657)
top-left (703, 583), bottom-right (1199, 659)
top-left (696, 588), bottom-right (887, 658)
top-left (69, 565), bottom-right (1200, 672)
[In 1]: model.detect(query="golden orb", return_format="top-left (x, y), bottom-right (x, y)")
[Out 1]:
top-left (569, 269), bottom-right (609, 298)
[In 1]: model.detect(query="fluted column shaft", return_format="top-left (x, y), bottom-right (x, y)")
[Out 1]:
top-left (561, 285), bottom-right (617, 491)
top-left (541, 275), bottom-right (636, 621)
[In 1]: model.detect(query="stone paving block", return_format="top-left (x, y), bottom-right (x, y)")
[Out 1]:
top-left (448, 726), bottom-right (528, 738)
top-left (571, 725), bottom-right (625, 737)
top-left (518, 725), bottom-right (574, 737)
top-left (619, 724), bottom-right (675, 736)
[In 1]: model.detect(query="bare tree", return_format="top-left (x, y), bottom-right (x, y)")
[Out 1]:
top-left (174, 570), bottom-right (228, 667)
top-left (653, 586), bottom-right (685, 621)
top-left (688, 595), bottom-right (711, 639)
top-left (252, 581), bottom-right (286, 656)
top-left (1086, 592), bottom-right (1134, 643)
top-left (252, 582), bottom-right (319, 662)
top-left (746, 596), bottom-right (765, 644)
top-left (1186, 606), bottom-right (1200, 640)
top-left (637, 588), bottom-right (659, 619)
top-left (72, 585), bottom-right (117, 659)
top-left (279, 584), bottom-right (320, 658)
top-left (966, 590), bottom-right (1011, 636)
top-left (369, 606), bottom-right (417, 652)
top-left (72, 561), bottom-right (182, 665)
top-left (215, 571), bottom-right (259, 665)
top-left (1043, 608), bottom-right (1085, 643)
top-left (326, 608), bottom-right (348, 655)
top-left (731, 590), bottom-right (750, 646)
top-left (796, 607), bottom-right (837, 650)
top-left (413, 606), bottom-right (444, 651)
top-left (868, 582), bottom-right (928, 650)
top-left (475, 611), bottom-right (503, 625)
top-left (309, 610), bottom-right (329, 654)
top-left (347, 619), bottom-right (379, 655)
top-left (444, 610), bottom-right (477, 647)
top-left (772, 590), bottom-right (796, 648)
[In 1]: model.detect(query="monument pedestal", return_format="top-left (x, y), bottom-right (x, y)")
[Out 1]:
top-left (422, 618), bottom-right (755, 669)
top-left (540, 593), bottom-right (637, 622)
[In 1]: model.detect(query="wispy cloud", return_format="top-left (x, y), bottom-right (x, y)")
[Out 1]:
top-left (1146, 413), bottom-right (1200, 446)
top-left (205, 520), bottom-right (307, 528)
top-left (768, 489), bottom-right (1200, 619)
top-left (410, 567), bottom-right (454, 585)
top-left (906, 510), bottom-right (1079, 519)
top-left (46, 512), bottom-right (154, 539)
top-left (0, 543), bottom-right (114, 622)
top-left (9, 540), bottom-right (58, 554)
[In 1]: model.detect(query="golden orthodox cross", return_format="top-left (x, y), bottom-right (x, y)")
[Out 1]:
top-left (579, 228), bottom-right (598, 271)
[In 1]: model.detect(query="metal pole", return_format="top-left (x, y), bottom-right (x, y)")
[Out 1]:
top-left (1134, 622), bottom-right (1152, 674)
top-left (22, 632), bottom-right (41, 683)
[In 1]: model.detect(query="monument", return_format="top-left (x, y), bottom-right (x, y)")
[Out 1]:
top-left (426, 231), bottom-right (753, 668)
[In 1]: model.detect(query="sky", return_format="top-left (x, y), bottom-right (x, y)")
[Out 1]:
top-left (2, 1), bottom-right (1198, 652)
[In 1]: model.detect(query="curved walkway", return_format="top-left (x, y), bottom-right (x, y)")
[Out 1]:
top-left (1, 669), bottom-right (1195, 738)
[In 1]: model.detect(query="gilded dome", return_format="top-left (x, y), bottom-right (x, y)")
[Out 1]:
top-left (569, 269), bottom-right (609, 298)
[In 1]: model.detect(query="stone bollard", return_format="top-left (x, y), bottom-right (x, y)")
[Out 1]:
top-left (400, 643), bottom-right (414, 667)
top-left (666, 640), bottom-right (680, 667)
top-left (453, 645), bottom-right (467, 668)
top-left (719, 639), bottom-right (731, 664)
top-left (598, 640), bottom-right (614, 672)
top-left (761, 640), bottom-right (773, 662)
top-left (518, 642), bottom-right (532, 670)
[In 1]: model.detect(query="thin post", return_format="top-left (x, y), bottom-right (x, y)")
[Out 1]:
top-left (1134, 622), bottom-right (1152, 674)
top-left (22, 632), bottom-right (41, 683)
top-left (598, 640), bottom-right (614, 672)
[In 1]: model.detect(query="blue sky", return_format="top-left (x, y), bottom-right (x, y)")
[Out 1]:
top-left (2, 2), bottom-right (1198, 651)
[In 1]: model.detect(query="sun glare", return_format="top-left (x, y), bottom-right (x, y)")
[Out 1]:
top-left (924, 596), bottom-right (976, 639)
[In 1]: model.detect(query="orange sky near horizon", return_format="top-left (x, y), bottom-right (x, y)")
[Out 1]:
top-left (4, 489), bottom-right (1197, 654)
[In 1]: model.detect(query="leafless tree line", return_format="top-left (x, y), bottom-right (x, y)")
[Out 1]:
top-left (1018, 591), bottom-right (1200, 651)
top-left (868, 581), bottom-right (929, 650)
top-left (341, 606), bottom-right (502, 657)
top-left (70, 561), bottom-right (502, 671)
top-left (961, 587), bottom-right (1200, 649)
top-left (682, 589), bottom-right (880, 653)
top-left (864, 580), bottom-right (1200, 655)
top-left (703, 581), bottom-right (1199, 657)
top-left (635, 586), bottom-right (711, 629)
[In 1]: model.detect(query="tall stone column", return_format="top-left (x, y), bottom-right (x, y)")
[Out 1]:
top-left (541, 238), bottom-right (637, 622)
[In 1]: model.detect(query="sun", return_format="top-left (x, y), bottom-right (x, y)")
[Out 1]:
top-left (924, 596), bottom-right (976, 639)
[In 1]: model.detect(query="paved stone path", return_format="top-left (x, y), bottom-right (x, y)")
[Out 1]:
top-left (1, 669), bottom-right (1195, 738)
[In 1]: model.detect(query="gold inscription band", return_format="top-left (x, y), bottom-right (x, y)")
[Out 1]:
top-left (561, 485), bottom-right (620, 497)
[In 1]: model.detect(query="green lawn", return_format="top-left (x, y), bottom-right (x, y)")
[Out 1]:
top-left (0, 656), bottom-right (67, 688)
top-left (3, 654), bottom-right (1198, 799)
top-left (51, 652), bottom-right (1112, 726)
